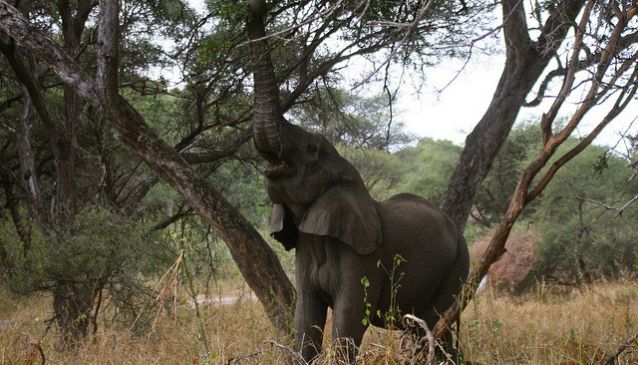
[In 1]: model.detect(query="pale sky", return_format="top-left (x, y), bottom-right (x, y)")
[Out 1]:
top-left (394, 57), bottom-right (505, 145)
top-left (390, 56), bottom-right (638, 150)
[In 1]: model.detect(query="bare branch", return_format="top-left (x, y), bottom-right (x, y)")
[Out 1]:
top-left (403, 314), bottom-right (435, 365)
top-left (265, 340), bottom-right (308, 365)
top-left (529, 61), bottom-right (638, 200)
top-left (575, 194), bottom-right (638, 217)
top-left (600, 331), bottom-right (638, 365)
top-left (540, 0), bottom-right (596, 143)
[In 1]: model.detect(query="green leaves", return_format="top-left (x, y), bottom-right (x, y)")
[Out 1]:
top-left (361, 276), bottom-right (372, 326)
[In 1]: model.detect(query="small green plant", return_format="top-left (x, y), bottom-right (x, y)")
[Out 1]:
top-left (376, 254), bottom-right (406, 329)
top-left (490, 318), bottom-right (503, 333)
top-left (360, 254), bottom-right (407, 329)
top-left (361, 276), bottom-right (372, 327)
top-left (468, 319), bottom-right (482, 332)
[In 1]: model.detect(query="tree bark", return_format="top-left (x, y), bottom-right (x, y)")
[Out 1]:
top-left (0, 0), bottom-right (295, 333)
top-left (52, 283), bottom-right (94, 343)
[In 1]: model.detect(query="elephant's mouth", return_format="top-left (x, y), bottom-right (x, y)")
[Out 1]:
top-left (265, 161), bottom-right (297, 179)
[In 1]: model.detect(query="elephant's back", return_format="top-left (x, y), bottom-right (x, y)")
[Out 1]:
top-left (380, 193), bottom-right (456, 239)
top-left (383, 192), bottom-right (436, 207)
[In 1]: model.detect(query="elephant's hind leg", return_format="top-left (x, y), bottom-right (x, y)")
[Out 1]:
top-left (423, 255), bottom-right (469, 362)
top-left (294, 291), bottom-right (328, 362)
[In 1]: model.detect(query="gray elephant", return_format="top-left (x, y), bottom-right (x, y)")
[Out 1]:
top-left (257, 121), bottom-right (469, 360)
top-left (246, 1), bottom-right (469, 362)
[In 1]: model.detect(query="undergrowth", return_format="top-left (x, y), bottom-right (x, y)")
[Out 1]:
top-left (0, 280), bottom-right (637, 364)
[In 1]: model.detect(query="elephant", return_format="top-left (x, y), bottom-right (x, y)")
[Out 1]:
top-left (255, 120), bottom-right (469, 361)
top-left (246, 1), bottom-right (469, 362)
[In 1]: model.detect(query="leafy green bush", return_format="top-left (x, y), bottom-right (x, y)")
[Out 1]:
top-left (532, 142), bottom-right (638, 281)
top-left (0, 207), bottom-right (173, 329)
top-left (394, 138), bottom-right (461, 204)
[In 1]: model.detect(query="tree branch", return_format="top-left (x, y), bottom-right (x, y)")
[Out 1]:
top-left (97, 0), bottom-right (119, 102)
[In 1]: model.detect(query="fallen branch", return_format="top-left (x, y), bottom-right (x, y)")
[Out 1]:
top-left (266, 340), bottom-right (308, 365)
top-left (600, 331), bottom-right (638, 365)
top-left (226, 348), bottom-right (266, 364)
top-left (403, 314), bottom-right (435, 365)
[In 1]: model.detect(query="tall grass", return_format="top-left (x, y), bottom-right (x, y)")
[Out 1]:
top-left (1, 280), bottom-right (636, 364)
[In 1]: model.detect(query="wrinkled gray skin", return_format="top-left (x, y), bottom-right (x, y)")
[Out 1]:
top-left (254, 119), bottom-right (470, 362)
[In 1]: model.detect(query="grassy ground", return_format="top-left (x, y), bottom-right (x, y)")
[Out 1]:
top-left (0, 280), bottom-right (637, 364)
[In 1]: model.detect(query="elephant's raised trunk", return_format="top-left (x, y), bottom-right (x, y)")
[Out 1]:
top-left (247, 0), bottom-right (284, 161)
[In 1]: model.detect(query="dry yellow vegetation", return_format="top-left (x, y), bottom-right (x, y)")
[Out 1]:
top-left (0, 280), bottom-right (637, 364)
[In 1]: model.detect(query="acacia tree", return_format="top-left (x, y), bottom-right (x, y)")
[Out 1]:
top-left (434, 0), bottom-right (638, 337)
top-left (0, 0), bottom-right (295, 338)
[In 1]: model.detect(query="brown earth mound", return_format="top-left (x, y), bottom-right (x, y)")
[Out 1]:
top-left (470, 228), bottom-right (541, 293)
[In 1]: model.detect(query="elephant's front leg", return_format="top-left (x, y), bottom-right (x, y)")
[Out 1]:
top-left (331, 284), bottom-right (369, 363)
top-left (294, 289), bottom-right (328, 361)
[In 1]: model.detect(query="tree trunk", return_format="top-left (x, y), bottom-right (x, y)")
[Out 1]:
top-left (52, 284), bottom-right (94, 344)
top-left (434, 0), bottom-right (587, 338)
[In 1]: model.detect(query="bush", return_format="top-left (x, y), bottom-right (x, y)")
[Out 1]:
top-left (532, 142), bottom-right (638, 282)
top-left (0, 207), bottom-right (173, 331)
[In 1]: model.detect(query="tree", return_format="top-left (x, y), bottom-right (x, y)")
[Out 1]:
top-left (434, 0), bottom-right (638, 337)
top-left (0, 0), bottom-right (294, 337)
top-left (439, 0), bottom-right (586, 231)
top-left (533, 141), bottom-right (638, 282)
top-left (396, 138), bottom-right (462, 204)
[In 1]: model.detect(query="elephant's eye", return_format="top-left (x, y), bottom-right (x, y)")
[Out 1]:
top-left (307, 144), bottom-right (319, 160)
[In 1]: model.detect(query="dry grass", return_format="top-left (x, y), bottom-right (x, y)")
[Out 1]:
top-left (0, 280), bottom-right (637, 364)
top-left (462, 281), bottom-right (638, 365)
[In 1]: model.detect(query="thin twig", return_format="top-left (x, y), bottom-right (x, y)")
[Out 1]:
top-left (355, 0), bottom-right (437, 87)
top-left (266, 340), bottom-right (308, 365)
top-left (240, 1), bottom-right (345, 47)
top-left (179, 245), bottom-right (212, 357)
top-left (226, 348), bottom-right (266, 364)
top-left (600, 331), bottom-right (638, 365)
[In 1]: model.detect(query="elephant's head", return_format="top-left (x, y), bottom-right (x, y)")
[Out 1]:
top-left (254, 117), bottom-right (382, 255)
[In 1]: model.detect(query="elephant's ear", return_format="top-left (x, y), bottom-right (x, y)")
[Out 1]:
top-left (299, 183), bottom-right (382, 255)
top-left (271, 204), bottom-right (297, 251)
